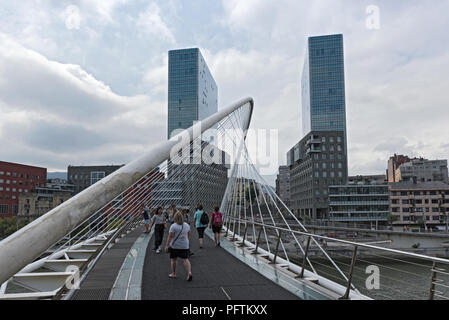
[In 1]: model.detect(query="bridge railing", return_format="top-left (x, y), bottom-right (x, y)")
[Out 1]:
top-left (0, 98), bottom-right (255, 299)
top-left (223, 215), bottom-right (449, 300)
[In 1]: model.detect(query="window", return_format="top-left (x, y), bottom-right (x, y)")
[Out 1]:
top-left (337, 145), bottom-right (342, 152)
top-left (337, 137), bottom-right (342, 143)
top-left (403, 216), bottom-right (410, 221)
top-left (322, 154), bottom-right (327, 160)
top-left (402, 200), bottom-right (409, 204)
top-left (432, 208), bottom-right (439, 213)
top-left (322, 163), bottom-right (327, 169)
top-left (403, 208), bottom-right (410, 213)
top-left (0, 204), bottom-right (8, 214)
top-left (330, 137), bottom-right (334, 143)
top-left (0, 171), bottom-right (3, 175)
top-left (433, 216), bottom-right (440, 221)
top-left (0, 179), bottom-right (3, 183)
top-left (91, 172), bottom-right (105, 185)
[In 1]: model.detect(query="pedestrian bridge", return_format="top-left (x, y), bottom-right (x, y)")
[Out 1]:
top-left (0, 98), bottom-right (448, 300)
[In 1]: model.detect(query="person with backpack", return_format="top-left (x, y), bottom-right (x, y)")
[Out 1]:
top-left (193, 204), bottom-right (208, 249)
top-left (209, 206), bottom-right (223, 247)
top-left (164, 212), bottom-right (192, 281)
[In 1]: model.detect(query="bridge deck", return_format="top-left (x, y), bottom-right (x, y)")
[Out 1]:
top-left (142, 225), bottom-right (299, 300)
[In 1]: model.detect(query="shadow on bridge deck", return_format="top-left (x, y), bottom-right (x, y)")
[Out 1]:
top-left (141, 225), bottom-right (299, 300)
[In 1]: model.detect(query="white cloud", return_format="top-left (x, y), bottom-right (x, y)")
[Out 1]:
top-left (63, 5), bottom-right (81, 30)
top-left (0, 34), bottom-right (166, 170)
top-left (136, 3), bottom-right (176, 43)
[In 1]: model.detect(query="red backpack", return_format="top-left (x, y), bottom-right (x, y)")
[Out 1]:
top-left (212, 211), bottom-right (223, 227)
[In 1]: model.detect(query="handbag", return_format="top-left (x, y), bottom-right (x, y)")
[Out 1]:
top-left (168, 223), bottom-right (184, 253)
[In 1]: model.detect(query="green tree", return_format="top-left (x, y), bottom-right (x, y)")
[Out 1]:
top-left (0, 217), bottom-right (28, 239)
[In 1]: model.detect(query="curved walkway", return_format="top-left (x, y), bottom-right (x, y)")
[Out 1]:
top-left (141, 225), bottom-right (299, 300)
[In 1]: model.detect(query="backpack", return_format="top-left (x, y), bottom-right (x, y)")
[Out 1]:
top-left (212, 212), bottom-right (223, 227)
top-left (200, 211), bottom-right (209, 225)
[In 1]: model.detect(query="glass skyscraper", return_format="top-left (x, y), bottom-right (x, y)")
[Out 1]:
top-left (301, 34), bottom-right (347, 137)
top-left (168, 48), bottom-right (218, 139)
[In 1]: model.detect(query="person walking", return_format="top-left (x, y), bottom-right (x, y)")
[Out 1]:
top-left (182, 208), bottom-right (190, 225)
top-left (193, 204), bottom-right (208, 249)
top-left (209, 206), bottom-right (223, 247)
top-left (168, 204), bottom-right (176, 226)
top-left (150, 207), bottom-right (166, 253)
top-left (142, 204), bottom-right (150, 234)
top-left (164, 212), bottom-right (192, 281)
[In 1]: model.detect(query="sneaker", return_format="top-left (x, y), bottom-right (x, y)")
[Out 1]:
top-left (156, 249), bottom-right (161, 254)
top-left (217, 243), bottom-right (221, 247)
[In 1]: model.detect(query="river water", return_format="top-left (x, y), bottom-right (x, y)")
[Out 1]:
top-left (307, 255), bottom-right (449, 300)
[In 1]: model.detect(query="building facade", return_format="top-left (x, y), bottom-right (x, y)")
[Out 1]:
top-left (0, 161), bottom-right (47, 217)
top-left (387, 154), bottom-right (411, 183)
top-left (276, 166), bottom-right (291, 207)
top-left (348, 174), bottom-right (386, 185)
top-left (168, 48), bottom-right (218, 138)
top-left (395, 159), bottom-right (448, 184)
top-left (328, 184), bottom-right (389, 224)
top-left (153, 146), bottom-right (229, 212)
top-left (301, 34), bottom-right (347, 137)
top-left (18, 186), bottom-right (72, 218)
top-left (288, 131), bottom-right (348, 220)
top-left (389, 181), bottom-right (449, 228)
top-left (67, 165), bottom-right (123, 195)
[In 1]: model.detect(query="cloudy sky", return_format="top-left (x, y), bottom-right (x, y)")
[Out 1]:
top-left (1, 0), bottom-right (448, 184)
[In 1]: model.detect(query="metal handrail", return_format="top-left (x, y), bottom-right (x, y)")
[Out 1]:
top-left (224, 216), bottom-right (449, 265)
top-left (0, 97), bottom-right (254, 285)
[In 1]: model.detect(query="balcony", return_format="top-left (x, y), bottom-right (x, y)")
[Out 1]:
top-left (306, 137), bottom-right (321, 146)
top-left (306, 147), bottom-right (321, 155)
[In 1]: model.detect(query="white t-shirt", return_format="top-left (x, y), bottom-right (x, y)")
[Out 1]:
top-left (169, 222), bottom-right (190, 250)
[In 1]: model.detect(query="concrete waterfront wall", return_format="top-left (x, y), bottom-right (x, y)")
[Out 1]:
top-left (304, 225), bottom-right (449, 257)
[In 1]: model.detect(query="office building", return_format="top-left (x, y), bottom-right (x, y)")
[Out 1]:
top-left (395, 159), bottom-right (448, 184)
top-left (288, 131), bottom-right (348, 220)
top-left (348, 174), bottom-right (386, 185)
top-left (152, 145), bottom-right (229, 212)
top-left (288, 34), bottom-right (348, 220)
top-left (168, 48), bottom-right (218, 138)
top-left (328, 184), bottom-right (389, 224)
top-left (276, 166), bottom-right (291, 207)
top-left (301, 34), bottom-right (347, 137)
top-left (0, 161), bottom-right (47, 217)
top-left (389, 181), bottom-right (449, 228)
top-left (67, 165), bottom-right (124, 195)
top-left (387, 154), bottom-right (411, 183)
top-left (18, 186), bottom-right (72, 218)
